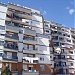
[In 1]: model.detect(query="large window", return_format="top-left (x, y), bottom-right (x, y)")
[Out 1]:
top-left (12, 52), bottom-right (17, 59)
top-left (40, 65), bottom-right (45, 71)
top-left (0, 41), bottom-right (4, 46)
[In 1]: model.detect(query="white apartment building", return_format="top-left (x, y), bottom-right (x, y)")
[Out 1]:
top-left (0, 3), bottom-right (51, 75)
top-left (50, 22), bottom-right (75, 75)
top-left (0, 2), bottom-right (75, 75)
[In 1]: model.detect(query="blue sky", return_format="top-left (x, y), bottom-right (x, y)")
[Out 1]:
top-left (0, 0), bottom-right (74, 28)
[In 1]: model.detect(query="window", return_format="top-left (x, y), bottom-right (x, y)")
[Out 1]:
top-left (71, 63), bottom-right (73, 66)
top-left (45, 30), bottom-right (49, 33)
top-left (40, 57), bottom-right (44, 61)
top-left (0, 53), bottom-right (2, 56)
top-left (62, 29), bottom-right (64, 31)
top-left (69, 51), bottom-right (73, 54)
top-left (63, 34), bottom-right (65, 36)
top-left (0, 41), bottom-right (4, 46)
top-left (63, 62), bottom-right (66, 66)
top-left (12, 52), bottom-right (17, 59)
top-left (45, 25), bottom-right (48, 27)
top-left (40, 65), bottom-right (45, 71)
top-left (0, 25), bottom-right (5, 30)
top-left (33, 45), bottom-right (35, 50)
top-left (50, 56), bottom-right (52, 58)
top-left (27, 44), bottom-right (29, 49)
top-left (68, 35), bottom-right (70, 37)
top-left (67, 40), bottom-right (71, 42)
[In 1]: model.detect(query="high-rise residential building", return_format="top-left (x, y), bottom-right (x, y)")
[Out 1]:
top-left (0, 2), bottom-right (75, 75)
top-left (50, 22), bottom-right (75, 75)
top-left (0, 2), bottom-right (51, 75)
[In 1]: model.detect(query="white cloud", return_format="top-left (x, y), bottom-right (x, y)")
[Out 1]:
top-left (69, 8), bottom-right (74, 15)
top-left (66, 6), bottom-right (74, 15)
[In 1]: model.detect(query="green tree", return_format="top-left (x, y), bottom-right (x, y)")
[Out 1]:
top-left (1, 66), bottom-right (12, 75)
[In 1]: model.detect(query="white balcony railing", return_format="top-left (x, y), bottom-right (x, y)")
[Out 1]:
top-left (23, 57), bottom-right (39, 63)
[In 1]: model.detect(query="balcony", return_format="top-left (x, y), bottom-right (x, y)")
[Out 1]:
top-left (68, 65), bottom-right (75, 68)
top-left (23, 47), bottom-right (38, 54)
top-left (0, 35), bottom-right (5, 39)
top-left (14, 12), bottom-right (32, 20)
top-left (23, 37), bottom-right (37, 45)
top-left (5, 31), bottom-right (19, 41)
top-left (22, 71), bottom-right (39, 75)
top-left (6, 25), bottom-right (19, 33)
top-left (24, 29), bottom-right (36, 36)
top-left (2, 55), bottom-right (18, 61)
top-left (8, 4), bottom-right (31, 14)
top-left (6, 14), bottom-right (32, 26)
top-left (4, 42), bottom-right (18, 51)
top-left (23, 57), bottom-right (39, 64)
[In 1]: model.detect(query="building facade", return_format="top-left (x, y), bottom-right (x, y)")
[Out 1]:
top-left (0, 3), bottom-right (51, 75)
top-left (0, 2), bottom-right (75, 75)
top-left (50, 22), bottom-right (75, 75)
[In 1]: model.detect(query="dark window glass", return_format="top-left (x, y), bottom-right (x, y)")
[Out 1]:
top-left (0, 25), bottom-right (5, 30)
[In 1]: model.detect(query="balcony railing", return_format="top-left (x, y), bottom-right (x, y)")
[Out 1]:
top-left (23, 47), bottom-right (38, 53)
top-left (23, 37), bottom-right (36, 41)
top-left (23, 57), bottom-right (39, 63)
top-left (5, 33), bottom-right (19, 40)
top-left (4, 42), bottom-right (18, 50)
top-left (6, 14), bottom-right (32, 25)
top-left (3, 55), bottom-right (18, 61)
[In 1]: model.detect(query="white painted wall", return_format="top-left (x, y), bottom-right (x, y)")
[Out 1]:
top-left (17, 53), bottom-right (23, 62)
top-left (0, 46), bottom-right (4, 49)
top-left (36, 54), bottom-right (50, 64)
top-left (18, 34), bottom-right (23, 42)
top-left (0, 63), bottom-right (2, 74)
top-left (69, 69), bottom-right (74, 73)
top-left (32, 14), bottom-right (43, 34)
top-left (32, 15), bottom-right (42, 22)
top-left (0, 5), bottom-right (7, 13)
top-left (0, 57), bottom-right (2, 61)
top-left (18, 43), bottom-right (23, 52)
top-left (38, 46), bottom-right (50, 55)
top-left (0, 12), bottom-right (6, 19)
top-left (33, 27), bottom-right (43, 34)
top-left (32, 20), bottom-right (43, 34)
top-left (32, 21), bottom-right (43, 28)
top-left (37, 37), bottom-right (49, 46)
top-left (0, 5), bottom-right (7, 26)
top-left (0, 19), bottom-right (6, 26)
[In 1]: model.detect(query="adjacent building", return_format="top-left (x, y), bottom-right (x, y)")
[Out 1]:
top-left (50, 22), bottom-right (75, 75)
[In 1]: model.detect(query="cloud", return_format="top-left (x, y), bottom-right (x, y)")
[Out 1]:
top-left (69, 8), bottom-right (74, 15)
top-left (66, 6), bottom-right (74, 15)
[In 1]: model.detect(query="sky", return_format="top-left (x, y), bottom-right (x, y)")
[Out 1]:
top-left (0, 0), bottom-right (74, 28)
